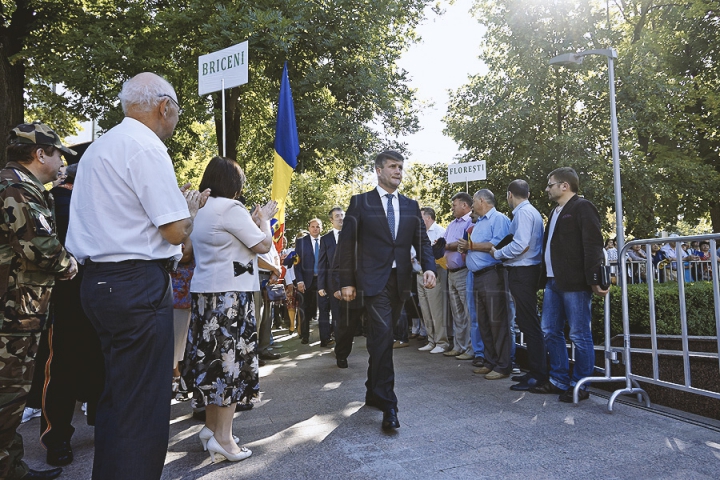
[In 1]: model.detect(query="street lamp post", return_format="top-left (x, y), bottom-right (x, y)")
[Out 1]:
top-left (549, 49), bottom-right (624, 253)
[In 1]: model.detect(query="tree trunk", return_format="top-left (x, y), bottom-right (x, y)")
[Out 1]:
top-left (0, 0), bottom-right (34, 167)
top-left (710, 201), bottom-right (720, 234)
top-left (212, 87), bottom-right (242, 167)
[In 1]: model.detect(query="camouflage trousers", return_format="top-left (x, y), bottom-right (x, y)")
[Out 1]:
top-left (0, 332), bottom-right (40, 480)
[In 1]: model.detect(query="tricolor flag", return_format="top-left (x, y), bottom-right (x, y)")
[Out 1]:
top-left (270, 62), bottom-right (300, 250)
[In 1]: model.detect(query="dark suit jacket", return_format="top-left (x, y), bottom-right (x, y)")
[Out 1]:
top-left (336, 188), bottom-right (435, 299)
top-left (541, 194), bottom-right (604, 292)
top-left (294, 234), bottom-right (321, 285)
top-left (317, 230), bottom-right (337, 293)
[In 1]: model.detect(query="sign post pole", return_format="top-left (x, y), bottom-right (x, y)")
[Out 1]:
top-left (221, 78), bottom-right (226, 157)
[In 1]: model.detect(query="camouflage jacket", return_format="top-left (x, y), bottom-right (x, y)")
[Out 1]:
top-left (0, 162), bottom-right (72, 333)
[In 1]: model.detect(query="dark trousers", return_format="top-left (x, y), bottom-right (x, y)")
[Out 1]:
top-left (81, 260), bottom-right (174, 480)
top-left (317, 293), bottom-right (336, 343)
top-left (39, 271), bottom-right (105, 448)
top-left (364, 270), bottom-right (404, 412)
top-left (334, 302), bottom-right (364, 361)
top-left (299, 277), bottom-right (318, 341)
top-left (507, 265), bottom-right (547, 382)
top-left (473, 267), bottom-right (512, 375)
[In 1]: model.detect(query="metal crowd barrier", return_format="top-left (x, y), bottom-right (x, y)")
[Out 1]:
top-left (575, 234), bottom-right (720, 411)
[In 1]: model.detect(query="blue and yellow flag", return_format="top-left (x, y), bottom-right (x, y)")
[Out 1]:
top-left (271, 62), bottom-right (300, 248)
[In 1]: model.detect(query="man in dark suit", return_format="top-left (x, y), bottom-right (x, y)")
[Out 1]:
top-left (530, 167), bottom-right (607, 403)
top-left (295, 218), bottom-right (324, 344)
top-left (337, 150), bottom-right (436, 430)
top-left (317, 207), bottom-right (345, 347)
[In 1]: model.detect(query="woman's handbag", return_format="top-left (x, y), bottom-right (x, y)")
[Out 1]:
top-left (266, 283), bottom-right (287, 302)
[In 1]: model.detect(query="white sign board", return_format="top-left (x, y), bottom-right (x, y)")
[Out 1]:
top-left (448, 160), bottom-right (486, 183)
top-left (198, 41), bottom-right (248, 95)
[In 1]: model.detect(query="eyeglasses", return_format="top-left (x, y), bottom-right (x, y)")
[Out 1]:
top-left (158, 94), bottom-right (183, 115)
top-left (546, 181), bottom-right (564, 188)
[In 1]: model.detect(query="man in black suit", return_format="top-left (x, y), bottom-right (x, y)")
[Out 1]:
top-left (295, 218), bottom-right (324, 344)
top-left (530, 167), bottom-right (607, 403)
top-left (337, 150), bottom-right (436, 430)
top-left (317, 207), bottom-right (345, 347)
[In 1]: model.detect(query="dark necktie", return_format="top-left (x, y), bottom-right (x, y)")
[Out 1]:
top-left (313, 238), bottom-right (319, 274)
top-left (386, 193), bottom-right (395, 241)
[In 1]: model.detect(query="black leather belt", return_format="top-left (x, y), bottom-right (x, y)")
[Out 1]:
top-left (473, 264), bottom-right (504, 277)
top-left (447, 266), bottom-right (467, 273)
top-left (86, 257), bottom-right (178, 273)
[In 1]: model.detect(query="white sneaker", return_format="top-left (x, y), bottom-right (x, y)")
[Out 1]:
top-left (21, 407), bottom-right (41, 423)
top-left (418, 344), bottom-right (435, 351)
top-left (430, 346), bottom-right (446, 354)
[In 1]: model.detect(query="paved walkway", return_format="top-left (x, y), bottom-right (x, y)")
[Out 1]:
top-left (19, 329), bottom-right (720, 479)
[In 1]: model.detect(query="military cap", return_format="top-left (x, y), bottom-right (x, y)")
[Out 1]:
top-left (7, 121), bottom-right (77, 156)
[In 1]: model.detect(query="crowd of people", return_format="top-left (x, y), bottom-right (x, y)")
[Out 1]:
top-left (604, 235), bottom-right (720, 284)
top-left (1, 71), bottom-right (614, 480)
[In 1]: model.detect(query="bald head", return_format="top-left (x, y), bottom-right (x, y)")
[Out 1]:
top-left (119, 72), bottom-right (180, 141)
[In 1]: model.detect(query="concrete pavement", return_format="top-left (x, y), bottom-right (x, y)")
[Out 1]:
top-left (18, 329), bottom-right (720, 479)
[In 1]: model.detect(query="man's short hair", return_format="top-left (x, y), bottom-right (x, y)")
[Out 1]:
top-left (65, 163), bottom-right (79, 184)
top-left (451, 192), bottom-right (473, 207)
top-left (507, 179), bottom-right (529, 199)
top-left (420, 207), bottom-right (436, 221)
top-left (374, 150), bottom-right (404, 169)
top-left (199, 156), bottom-right (246, 200)
top-left (118, 73), bottom-right (176, 115)
top-left (6, 144), bottom-right (58, 164)
top-left (474, 189), bottom-right (496, 206)
top-left (547, 167), bottom-right (580, 193)
top-left (328, 206), bottom-right (343, 218)
top-left (308, 218), bottom-right (322, 227)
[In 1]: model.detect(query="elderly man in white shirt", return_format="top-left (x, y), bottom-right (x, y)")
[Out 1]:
top-left (416, 207), bottom-right (449, 353)
top-left (66, 72), bottom-right (208, 480)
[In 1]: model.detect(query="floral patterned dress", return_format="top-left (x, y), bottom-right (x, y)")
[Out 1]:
top-left (182, 291), bottom-right (259, 407)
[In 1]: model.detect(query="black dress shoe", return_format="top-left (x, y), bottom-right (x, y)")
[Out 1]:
top-left (509, 377), bottom-right (539, 391)
top-left (236, 402), bottom-right (254, 411)
top-left (300, 338), bottom-right (309, 344)
top-left (259, 352), bottom-right (281, 360)
top-left (23, 467), bottom-right (63, 479)
top-left (337, 358), bottom-right (348, 368)
top-left (382, 409), bottom-right (400, 430)
top-left (529, 381), bottom-right (566, 395)
top-left (511, 373), bottom-right (531, 383)
top-left (559, 388), bottom-right (590, 403)
top-left (320, 340), bottom-right (336, 347)
top-left (46, 440), bottom-right (73, 466)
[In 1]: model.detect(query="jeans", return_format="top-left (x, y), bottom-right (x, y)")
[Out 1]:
top-left (466, 269), bottom-right (484, 358)
top-left (541, 279), bottom-right (594, 390)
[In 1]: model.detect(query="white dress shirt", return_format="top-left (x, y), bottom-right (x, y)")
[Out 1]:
top-left (66, 117), bottom-right (189, 262)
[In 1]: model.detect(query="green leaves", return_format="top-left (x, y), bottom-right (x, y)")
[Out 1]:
top-left (445, 0), bottom-right (720, 237)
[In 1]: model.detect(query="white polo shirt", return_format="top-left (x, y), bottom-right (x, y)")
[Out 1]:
top-left (66, 117), bottom-right (190, 263)
top-left (190, 196), bottom-right (266, 293)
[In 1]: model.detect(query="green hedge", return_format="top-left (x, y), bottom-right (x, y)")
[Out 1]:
top-left (537, 282), bottom-right (718, 344)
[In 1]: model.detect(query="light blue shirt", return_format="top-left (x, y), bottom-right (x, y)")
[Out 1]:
top-left (466, 207), bottom-right (510, 273)
top-left (494, 200), bottom-right (544, 267)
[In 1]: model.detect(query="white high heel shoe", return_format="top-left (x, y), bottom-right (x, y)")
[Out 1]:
top-left (198, 426), bottom-right (240, 451)
top-left (206, 435), bottom-right (252, 463)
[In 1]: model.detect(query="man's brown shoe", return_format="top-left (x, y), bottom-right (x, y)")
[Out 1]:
top-left (484, 371), bottom-right (509, 380)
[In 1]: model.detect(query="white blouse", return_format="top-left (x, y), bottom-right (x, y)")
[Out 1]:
top-left (190, 196), bottom-right (266, 293)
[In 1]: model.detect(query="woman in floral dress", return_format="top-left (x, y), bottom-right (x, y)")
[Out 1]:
top-left (182, 156), bottom-right (277, 463)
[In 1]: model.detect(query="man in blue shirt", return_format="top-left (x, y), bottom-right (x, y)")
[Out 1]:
top-left (458, 189), bottom-right (512, 379)
top-left (490, 180), bottom-right (546, 391)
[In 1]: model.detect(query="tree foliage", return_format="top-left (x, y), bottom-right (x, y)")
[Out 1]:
top-left (445, 0), bottom-right (720, 237)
